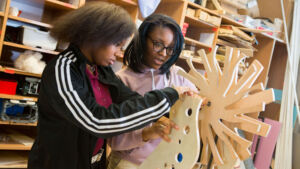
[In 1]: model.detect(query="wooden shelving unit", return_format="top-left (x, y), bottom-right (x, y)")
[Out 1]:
top-left (0, 94), bottom-right (38, 102)
top-left (0, 11), bottom-right (4, 17)
top-left (3, 41), bottom-right (59, 55)
top-left (8, 15), bottom-right (52, 28)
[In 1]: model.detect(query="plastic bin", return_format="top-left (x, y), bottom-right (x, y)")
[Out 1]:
top-left (21, 25), bottom-right (58, 51)
top-left (0, 79), bottom-right (18, 95)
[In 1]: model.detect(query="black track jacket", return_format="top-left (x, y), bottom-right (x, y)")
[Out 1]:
top-left (28, 44), bottom-right (179, 169)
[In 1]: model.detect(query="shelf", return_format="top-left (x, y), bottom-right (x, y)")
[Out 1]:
top-left (0, 130), bottom-right (34, 151)
top-left (221, 15), bottom-right (246, 27)
top-left (185, 15), bottom-right (217, 29)
top-left (0, 94), bottom-right (38, 102)
top-left (255, 32), bottom-right (286, 44)
top-left (186, 0), bottom-right (219, 16)
top-left (0, 11), bottom-right (4, 17)
top-left (0, 120), bottom-right (37, 127)
top-left (0, 66), bottom-right (42, 78)
top-left (109, 0), bottom-right (137, 6)
top-left (8, 15), bottom-right (52, 28)
top-left (221, 15), bottom-right (286, 43)
top-left (3, 41), bottom-right (59, 55)
top-left (184, 37), bottom-right (212, 49)
top-left (0, 143), bottom-right (32, 151)
top-left (0, 151), bottom-right (28, 168)
top-left (45, 0), bottom-right (78, 11)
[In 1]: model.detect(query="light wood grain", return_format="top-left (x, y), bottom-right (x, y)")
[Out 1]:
top-left (0, 94), bottom-right (38, 102)
top-left (45, 0), bottom-right (78, 10)
top-left (0, 66), bottom-right (42, 78)
top-left (138, 96), bottom-right (202, 169)
top-left (3, 41), bottom-right (59, 55)
top-left (8, 15), bottom-right (52, 28)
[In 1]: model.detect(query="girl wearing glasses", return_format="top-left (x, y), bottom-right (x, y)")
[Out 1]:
top-left (107, 14), bottom-right (197, 169)
top-left (27, 4), bottom-right (195, 169)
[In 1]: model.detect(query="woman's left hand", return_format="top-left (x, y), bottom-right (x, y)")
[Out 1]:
top-left (142, 116), bottom-right (179, 142)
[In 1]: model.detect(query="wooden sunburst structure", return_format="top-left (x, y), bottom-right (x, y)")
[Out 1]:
top-left (139, 47), bottom-right (275, 169)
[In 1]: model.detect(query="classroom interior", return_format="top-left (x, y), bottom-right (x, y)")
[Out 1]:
top-left (0, 0), bottom-right (299, 169)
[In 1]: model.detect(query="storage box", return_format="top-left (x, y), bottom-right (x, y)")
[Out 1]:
top-left (186, 8), bottom-right (196, 17)
top-left (0, 79), bottom-right (17, 95)
top-left (0, 99), bottom-right (38, 123)
top-left (21, 26), bottom-right (58, 51)
top-left (0, 99), bottom-right (24, 116)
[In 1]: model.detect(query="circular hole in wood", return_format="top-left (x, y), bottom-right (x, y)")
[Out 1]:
top-left (184, 126), bottom-right (190, 135)
top-left (172, 164), bottom-right (175, 169)
top-left (179, 139), bottom-right (182, 144)
top-left (207, 101), bottom-right (211, 107)
top-left (164, 163), bottom-right (168, 168)
top-left (186, 108), bottom-right (192, 116)
top-left (176, 153), bottom-right (183, 163)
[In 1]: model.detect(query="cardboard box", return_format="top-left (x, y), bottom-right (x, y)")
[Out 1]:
top-left (195, 9), bottom-right (209, 21)
top-left (186, 8), bottom-right (196, 17)
top-left (219, 28), bottom-right (234, 35)
top-left (207, 15), bottom-right (221, 26)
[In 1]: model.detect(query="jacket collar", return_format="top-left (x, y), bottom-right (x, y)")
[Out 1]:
top-left (67, 43), bottom-right (117, 85)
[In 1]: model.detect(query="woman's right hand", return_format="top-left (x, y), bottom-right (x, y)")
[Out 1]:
top-left (142, 116), bottom-right (179, 143)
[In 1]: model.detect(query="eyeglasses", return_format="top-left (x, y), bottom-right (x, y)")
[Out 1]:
top-left (148, 37), bottom-right (175, 56)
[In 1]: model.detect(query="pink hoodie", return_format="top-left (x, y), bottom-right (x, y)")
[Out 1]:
top-left (108, 65), bottom-right (197, 165)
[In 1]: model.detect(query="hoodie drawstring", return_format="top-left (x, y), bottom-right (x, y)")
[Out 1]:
top-left (150, 69), bottom-right (169, 90)
top-left (150, 69), bottom-right (156, 90)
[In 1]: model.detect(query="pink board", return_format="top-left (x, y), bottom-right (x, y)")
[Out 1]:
top-left (254, 118), bottom-right (282, 169)
top-left (251, 134), bottom-right (259, 159)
